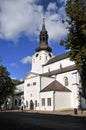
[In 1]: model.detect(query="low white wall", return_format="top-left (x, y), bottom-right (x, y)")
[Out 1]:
top-left (81, 97), bottom-right (86, 109)
top-left (55, 92), bottom-right (72, 110)
top-left (40, 91), bottom-right (53, 111)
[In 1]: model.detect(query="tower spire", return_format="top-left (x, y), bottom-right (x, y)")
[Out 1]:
top-left (43, 17), bottom-right (45, 25)
top-left (35, 18), bottom-right (52, 52)
top-left (42, 17), bottom-right (46, 32)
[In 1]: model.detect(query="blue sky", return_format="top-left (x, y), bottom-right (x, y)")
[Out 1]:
top-left (0, 0), bottom-right (68, 80)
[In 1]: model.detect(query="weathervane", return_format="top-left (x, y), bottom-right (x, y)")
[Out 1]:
top-left (43, 13), bottom-right (45, 25)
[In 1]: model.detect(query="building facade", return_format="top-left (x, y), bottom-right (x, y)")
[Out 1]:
top-left (10, 19), bottom-right (86, 111)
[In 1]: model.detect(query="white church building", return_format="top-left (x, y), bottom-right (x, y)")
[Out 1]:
top-left (10, 20), bottom-right (86, 111)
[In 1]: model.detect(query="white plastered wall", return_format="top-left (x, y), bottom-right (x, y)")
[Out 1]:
top-left (55, 92), bottom-right (72, 110)
top-left (24, 76), bottom-right (41, 110)
top-left (40, 91), bottom-right (53, 111)
top-left (56, 70), bottom-right (80, 109)
top-left (31, 51), bottom-right (53, 74)
top-left (43, 58), bottom-right (75, 73)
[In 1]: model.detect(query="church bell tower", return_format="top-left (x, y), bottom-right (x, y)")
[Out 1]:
top-left (31, 18), bottom-right (53, 74)
top-left (36, 18), bottom-right (52, 52)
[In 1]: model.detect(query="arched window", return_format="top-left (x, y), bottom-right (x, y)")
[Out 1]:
top-left (64, 77), bottom-right (69, 86)
top-left (15, 99), bottom-right (17, 106)
top-left (35, 100), bottom-right (37, 107)
top-left (26, 100), bottom-right (28, 107)
top-left (19, 99), bottom-right (21, 106)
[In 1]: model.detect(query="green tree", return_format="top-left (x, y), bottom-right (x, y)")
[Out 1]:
top-left (0, 65), bottom-right (15, 108)
top-left (61, 0), bottom-right (86, 97)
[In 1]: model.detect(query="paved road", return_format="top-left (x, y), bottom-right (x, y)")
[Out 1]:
top-left (0, 112), bottom-right (86, 130)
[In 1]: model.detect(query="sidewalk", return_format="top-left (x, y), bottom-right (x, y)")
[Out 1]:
top-left (0, 109), bottom-right (86, 117)
top-left (26, 109), bottom-right (86, 117)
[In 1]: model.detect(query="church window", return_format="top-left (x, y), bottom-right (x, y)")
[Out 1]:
top-left (26, 100), bottom-right (28, 107)
top-left (64, 77), bottom-right (69, 86)
top-left (41, 98), bottom-right (45, 106)
top-left (35, 100), bottom-right (37, 107)
top-left (27, 83), bottom-right (30, 87)
top-left (33, 82), bottom-right (36, 86)
top-left (36, 53), bottom-right (39, 57)
top-left (19, 99), bottom-right (21, 106)
top-left (49, 53), bottom-right (52, 57)
top-left (15, 99), bottom-right (17, 106)
top-left (47, 98), bottom-right (51, 106)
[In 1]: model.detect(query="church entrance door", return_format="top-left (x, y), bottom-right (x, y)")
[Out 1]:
top-left (30, 100), bottom-right (34, 110)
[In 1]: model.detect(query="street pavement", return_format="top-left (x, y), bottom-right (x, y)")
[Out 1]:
top-left (0, 111), bottom-right (86, 130)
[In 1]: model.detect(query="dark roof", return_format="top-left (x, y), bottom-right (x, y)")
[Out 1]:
top-left (16, 81), bottom-right (24, 85)
top-left (42, 65), bottom-right (77, 76)
top-left (44, 52), bottom-right (69, 66)
top-left (15, 91), bottom-right (24, 95)
top-left (40, 80), bottom-right (71, 92)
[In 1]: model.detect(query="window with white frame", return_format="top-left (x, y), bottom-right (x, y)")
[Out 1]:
top-left (19, 99), bottom-right (21, 106)
top-left (15, 99), bottom-right (17, 106)
top-left (64, 77), bottom-right (69, 86)
top-left (47, 98), bottom-right (51, 106)
top-left (27, 83), bottom-right (30, 87)
top-left (26, 100), bottom-right (28, 107)
top-left (33, 82), bottom-right (36, 86)
top-left (35, 100), bottom-right (37, 107)
top-left (41, 98), bottom-right (45, 106)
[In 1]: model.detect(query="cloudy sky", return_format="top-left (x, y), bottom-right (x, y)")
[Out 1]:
top-left (0, 0), bottom-right (68, 80)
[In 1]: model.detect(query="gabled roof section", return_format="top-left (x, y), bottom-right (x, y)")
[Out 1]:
top-left (40, 80), bottom-right (71, 92)
top-left (44, 52), bottom-right (69, 66)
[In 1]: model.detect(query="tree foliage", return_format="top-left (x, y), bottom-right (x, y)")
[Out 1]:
top-left (0, 65), bottom-right (15, 107)
top-left (61, 0), bottom-right (86, 96)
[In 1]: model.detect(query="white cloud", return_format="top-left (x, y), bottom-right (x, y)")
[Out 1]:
top-left (0, 0), bottom-right (68, 42)
top-left (0, 0), bottom-right (43, 39)
top-left (47, 2), bottom-right (58, 11)
top-left (21, 56), bottom-right (32, 64)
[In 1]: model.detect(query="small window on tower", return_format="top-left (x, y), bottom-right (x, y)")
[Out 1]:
top-left (43, 37), bottom-right (45, 41)
top-left (36, 53), bottom-right (39, 57)
top-left (49, 53), bottom-right (52, 57)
